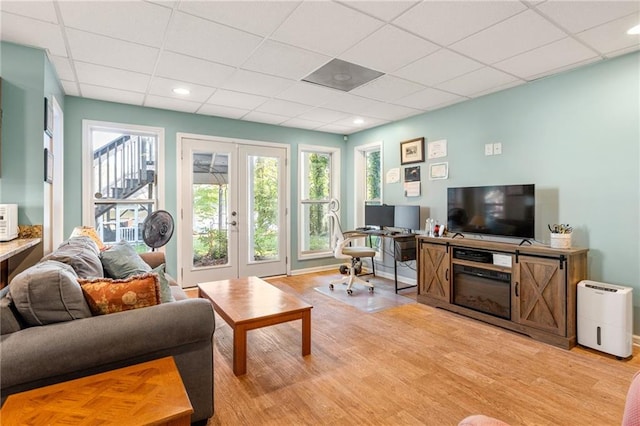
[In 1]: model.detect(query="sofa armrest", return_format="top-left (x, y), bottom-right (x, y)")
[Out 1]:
top-left (0, 298), bottom-right (215, 389)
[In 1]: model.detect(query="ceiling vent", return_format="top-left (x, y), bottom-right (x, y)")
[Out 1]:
top-left (302, 59), bottom-right (384, 92)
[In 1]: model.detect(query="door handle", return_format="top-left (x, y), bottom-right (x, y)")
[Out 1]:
top-left (445, 268), bottom-right (449, 281)
top-left (515, 282), bottom-right (519, 297)
top-left (229, 221), bottom-right (237, 226)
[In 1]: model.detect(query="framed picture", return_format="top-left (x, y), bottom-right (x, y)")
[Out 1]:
top-left (44, 97), bottom-right (53, 137)
top-left (400, 137), bottom-right (424, 165)
top-left (44, 147), bottom-right (53, 183)
top-left (404, 166), bottom-right (420, 182)
top-left (429, 162), bottom-right (449, 180)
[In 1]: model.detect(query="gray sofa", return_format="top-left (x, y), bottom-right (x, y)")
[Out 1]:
top-left (0, 240), bottom-right (216, 423)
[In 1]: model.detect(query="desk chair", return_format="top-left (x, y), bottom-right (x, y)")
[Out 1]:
top-left (327, 200), bottom-right (376, 295)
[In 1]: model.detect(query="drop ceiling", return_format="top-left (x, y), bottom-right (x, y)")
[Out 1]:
top-left (1, 0), bottom-right (638, 135)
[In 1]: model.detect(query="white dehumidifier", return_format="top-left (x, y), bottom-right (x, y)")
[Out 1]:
top-left (577, 280), bottom-right (633, 358)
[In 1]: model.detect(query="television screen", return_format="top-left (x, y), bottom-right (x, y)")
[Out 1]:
top-left (365, 205), bottom-right (395, 228)
top-left (394, 205), bottom-right (420, 232)
top-left (447, 184), bottom-right (535, 239)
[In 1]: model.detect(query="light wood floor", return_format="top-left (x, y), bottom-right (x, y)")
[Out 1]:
top-left (191, 271), bottom-right (640, 425)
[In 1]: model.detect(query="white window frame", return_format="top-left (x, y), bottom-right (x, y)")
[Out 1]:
top-left (354, 141), bottom-right (383, 260)
top-left (81, 120), bottom-right (165, 227)
top-left (298, 144), bottom-right (340, 260)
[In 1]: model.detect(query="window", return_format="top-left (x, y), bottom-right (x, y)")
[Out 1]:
top-left (355, 142), bottom-right (383, 258)
top-left (299, 145), bottom-right (340, 259)
top-left (82, 121), bottom-right (164, 252)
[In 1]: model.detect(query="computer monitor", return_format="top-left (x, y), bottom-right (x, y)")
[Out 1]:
top-left (394, 205), bottom-right (420, 232)
top-left (364, 205), bottom-right (395, 229)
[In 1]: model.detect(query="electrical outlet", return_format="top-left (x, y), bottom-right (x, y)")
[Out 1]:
top-left (493, 143), bottom-right (502, 155)
top-left (484, 143), bottom-right (493, 156)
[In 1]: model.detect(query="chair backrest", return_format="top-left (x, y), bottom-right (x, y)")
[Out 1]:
top-left (327, 210), bottom-right (344, 254)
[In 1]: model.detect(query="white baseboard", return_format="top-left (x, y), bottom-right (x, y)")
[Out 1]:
top-left (290, 264), bottom-right (340, 276)
top-left (633, 335), bottom-right (640, 347)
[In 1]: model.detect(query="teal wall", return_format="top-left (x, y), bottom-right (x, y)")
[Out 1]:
top-left (347, 52), bottom-right (640, 327)
top-left (63, 97), bottom-right (344, 274)
top-left (0, 42), bottom-right (64, 224)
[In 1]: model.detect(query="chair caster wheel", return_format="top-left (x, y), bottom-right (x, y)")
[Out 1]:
top-left (347, 289), bottom-right (353, 295)
top-left (368, 287), bottom-right (374, 293)
top-left (329, 284), bottom-right (334, 291)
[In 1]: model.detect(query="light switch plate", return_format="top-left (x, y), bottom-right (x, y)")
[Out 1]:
top-left (493, 143), bottom-right (502, 155)
top-left (484, 144), bottom-right (493, 156)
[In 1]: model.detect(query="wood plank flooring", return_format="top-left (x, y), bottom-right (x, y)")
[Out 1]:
top-left (190, 271), bottom-right (640, 425)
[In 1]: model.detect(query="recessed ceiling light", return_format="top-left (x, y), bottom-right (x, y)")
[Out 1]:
top-left (172, 87), bottom-right (190, 95)
top-left (627, 24), bottom-right (640, 35)
top-left (353, 118), bottom-right (364, 125)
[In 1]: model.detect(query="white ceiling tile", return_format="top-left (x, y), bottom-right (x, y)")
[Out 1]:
top-left (1, 1), bottom-right (58, 23)
top-left (242, 40), bottom-right (331, 80)
top-left (49, 55), bottom-right (75, 81)
top-left (340, 25), bottom-right (439, 73)
top-left (197, 104), bottom-right (249, 120)
top-left (178, 1), bottom-right (300, 37)
top-left (75, 62), bottom-right (149, 93)
top-left (256, 99), bottom-right (314, 116)
top-left (393, 1), bottom-right (526, 46)
top-left (1, 13), bottom-right (67, 56)
top-left (58, 1), bottom-right (171, 47)
top-left (316, 123), bottom-right (353, 134)
top-left (164, 11), bottom-right (263, 66)
top-left (242, 111), bottom-right (290, 125)
top-left (60, 80), bottom-right (80, 97)
top-left (207, 89), bottom-right (269, 110)
top-left (66, 28), bottom-right (159, 74)
top-left (362, 101), bottom-right (421, 121)
top-left (321, 93), bottom-right (381, 115)
top-left (494, 37), bottom-right (599, 80)
top-left (297, 107), bottom-right (351, 123)
top-left (80, 83), bottom-right (144, 106)
top-left (332, 115), bottom-right (388, 128)
top-left (281, 117), bottom-right (325, 130)
top-left (604, 44), bottom-right (640, 58)
top-left (148, 77), bottom-right (215, 103)
top-left (271, 1), bottom-right (384, 57)
top-left (394, 87), bottom-right (464, 110)
top-left (144, 94), bottom-right (201, 113)
top-left (470, 79), bottom-right (529, 99)
top-left (393, 49), bottom-right (484, 86)
top-left (536, 0), bottom-right (640, 34)
top-left (275, 82), bottom-right (344, 106)
top-left (351, 75), bottom-right (425, 102)
top-left (436, 67), bottom-right (521, 97)
top-left (450, 10), bottom-right (568, 64)
top-left (155, 51), bottom-right (235, 88)
top-left (221, 69), bottom-right (293, 97)
top-left (576, 13), bottom-right (640, 55)
top-left (340, 1), bottom-right (419, 22)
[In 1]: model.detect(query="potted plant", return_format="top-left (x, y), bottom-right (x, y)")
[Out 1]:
top-left (548, 224), bottom-right (573, 248)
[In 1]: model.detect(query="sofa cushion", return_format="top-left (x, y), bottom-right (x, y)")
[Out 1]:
top-left (9, 260), bottom-right (93, 326)
top-left (152, 264), bottom-right (175, 303)
top-left (0, 296), bottom-right (23, 335)
top-left (79, 273), bottom-right (160, 315)
top-left (100, 241), bottom-right (151, 279)
top-left (41, 236), bottom-right (103, 278)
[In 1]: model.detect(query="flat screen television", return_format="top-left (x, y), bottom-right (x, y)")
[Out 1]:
top-left (394, 205), bottom-right (420, 232)
top-left (447, 184), bottom-right (535, 239)
top-left (364, 205), bottom-right (395, 229)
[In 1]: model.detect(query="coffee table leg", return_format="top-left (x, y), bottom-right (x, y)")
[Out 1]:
top-left (301, 309), bottom-right (311, 356)
top-left (233, 325), bottom-right (247, 376)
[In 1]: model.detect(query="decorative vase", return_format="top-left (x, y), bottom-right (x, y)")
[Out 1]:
top-left (550, 233), bottom-right (572, 249)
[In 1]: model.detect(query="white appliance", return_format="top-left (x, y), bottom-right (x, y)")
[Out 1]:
top-left (577, 280), bottom-right (633, 358)
top-left (0, 204), bottom-right (18, 242)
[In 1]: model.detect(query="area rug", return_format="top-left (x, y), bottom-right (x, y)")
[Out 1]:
top-left (314, 280), bottom-right (416, 313)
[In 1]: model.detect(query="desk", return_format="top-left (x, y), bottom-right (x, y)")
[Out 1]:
top-left (0, 238), bottom-right (41, 288)
top-left (358, 230), bottom-right (418, 293)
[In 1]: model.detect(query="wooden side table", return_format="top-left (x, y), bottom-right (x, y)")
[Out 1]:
top-left (0, 357), bottom-right (193, 425)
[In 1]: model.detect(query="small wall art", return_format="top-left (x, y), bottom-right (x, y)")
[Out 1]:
top-left (44, 147), bottom-right (53, 183)
top-left (429, 162), bottom-right (449, 180)
top-left (44, 97), bottom-right (53, 137)
top-left (400, 137), bottom-right (424, 165)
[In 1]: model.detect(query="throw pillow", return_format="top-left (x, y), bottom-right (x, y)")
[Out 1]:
top-left (152, 264), bottom-right (175, 303)
top-left (100, 241), bottom-right (151, 279)
top-left (80, 273), bottom-right (160, 315)
top-left (41, 236), bottom-right (104, 278)
top-left (9, 260), bottom-right (93, 326)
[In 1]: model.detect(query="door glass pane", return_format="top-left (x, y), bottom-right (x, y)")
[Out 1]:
top-left (94, 202), bottom-right (151, 252)
top-left (248, 155), bottom-right (279, 262)
top-left (192, 152), bottom-right (229, 268)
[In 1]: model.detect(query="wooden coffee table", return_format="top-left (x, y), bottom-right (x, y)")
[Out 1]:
top-left (0, 357), bottom-right (193, 425)
top-left (198, 276), bottom-right (312, 376)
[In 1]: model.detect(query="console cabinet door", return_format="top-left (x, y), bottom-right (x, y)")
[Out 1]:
top-left (418, 242), bottom-right (450, 302)
top-left (514, 255), bottom-right (566, 336)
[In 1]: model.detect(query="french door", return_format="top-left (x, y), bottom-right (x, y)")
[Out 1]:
top-left (178, 135), bottom-right (288, 287)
